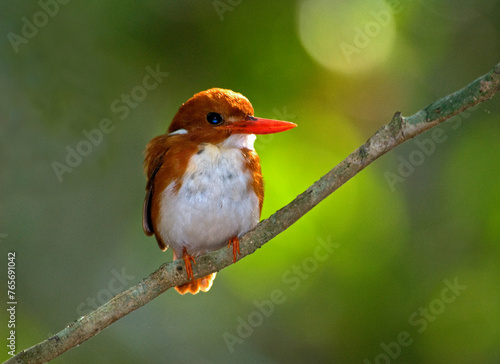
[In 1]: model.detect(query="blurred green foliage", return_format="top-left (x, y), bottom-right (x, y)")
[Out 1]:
top-left (1, 1), bottom-right (500, 363)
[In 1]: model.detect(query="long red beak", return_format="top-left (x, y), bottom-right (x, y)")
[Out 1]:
top-left (218, 116), bottom-right (297, 135)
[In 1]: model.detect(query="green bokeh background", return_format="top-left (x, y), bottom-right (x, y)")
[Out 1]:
top-left (1, 1), bottom-right (500, 363)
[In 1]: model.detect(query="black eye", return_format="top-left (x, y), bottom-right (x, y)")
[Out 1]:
top-left (206, 112), bottom-right (224, 125)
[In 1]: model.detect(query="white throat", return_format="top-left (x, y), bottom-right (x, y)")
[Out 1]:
top-left (220, 134), bottom-right (256, 150)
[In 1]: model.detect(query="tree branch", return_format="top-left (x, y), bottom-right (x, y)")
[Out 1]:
top-left (6, 62), bottom-right (500, 364)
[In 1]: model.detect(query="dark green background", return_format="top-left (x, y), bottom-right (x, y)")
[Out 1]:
top-left (1, 1), bottom-right (500, 363)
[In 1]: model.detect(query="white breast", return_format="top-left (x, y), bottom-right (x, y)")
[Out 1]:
top-left (157, 134), bottom-right (260, 257)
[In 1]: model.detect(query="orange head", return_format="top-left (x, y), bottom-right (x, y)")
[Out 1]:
top-left (167, 88), bottom-right (296, 139)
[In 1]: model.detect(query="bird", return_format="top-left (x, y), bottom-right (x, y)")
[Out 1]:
top-left (142, 88), bottom-right (296, 294)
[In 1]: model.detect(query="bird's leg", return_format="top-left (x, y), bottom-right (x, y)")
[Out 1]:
top-left (181, 247), bottom-right (196, 282)
top-left (228, 236), bottom-right (241, 263)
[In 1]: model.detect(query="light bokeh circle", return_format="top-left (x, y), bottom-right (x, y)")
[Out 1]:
top-left (297, 0), bottom-right (399, 74)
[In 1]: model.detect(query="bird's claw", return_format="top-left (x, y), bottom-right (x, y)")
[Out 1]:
top-left (228, 236), bottom-right (241, 263)
top-left (182, 248), bottom-right (196, 282)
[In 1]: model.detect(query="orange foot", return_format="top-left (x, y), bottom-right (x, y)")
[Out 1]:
top-left (175, 248), bottom-right (216, 295)
top-left (175, 273), bottom-right (216, 295)
top-left (228, 236), bottom-right (241, 263)
top-left (181, 247), bottom-right (196, 282)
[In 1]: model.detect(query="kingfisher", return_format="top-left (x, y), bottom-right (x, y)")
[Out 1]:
top-left (142, 88), bottom-right (296, 294)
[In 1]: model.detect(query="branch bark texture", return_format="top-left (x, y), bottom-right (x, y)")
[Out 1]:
top-left (6, 62), bottom-right (500, 364)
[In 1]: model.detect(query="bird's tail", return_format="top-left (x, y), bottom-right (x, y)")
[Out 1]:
top-left (175, 273), bottom-right (217, 295)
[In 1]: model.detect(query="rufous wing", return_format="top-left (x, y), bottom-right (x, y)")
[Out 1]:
top-left (142, 134), bottom-right (170, 251)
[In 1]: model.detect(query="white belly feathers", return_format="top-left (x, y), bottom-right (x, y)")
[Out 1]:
top-left (157, 135), bottom-right (260, 257)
